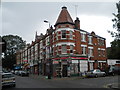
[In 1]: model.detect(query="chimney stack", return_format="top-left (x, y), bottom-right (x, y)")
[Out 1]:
top-left (74, 17), bottom-right (80, 29)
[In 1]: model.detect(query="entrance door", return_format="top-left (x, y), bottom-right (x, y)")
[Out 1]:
top-left (62, 65), bottom-right (67, 77)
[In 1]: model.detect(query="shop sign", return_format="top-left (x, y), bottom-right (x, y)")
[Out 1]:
top-left (53, 61), bottom-right (59, 64)
top-left (71, 57), bottom-right (88, 60)
top-left (72, 60), bottom-right (78, 63)
top-left (62, 61), bottom-right (67, 65)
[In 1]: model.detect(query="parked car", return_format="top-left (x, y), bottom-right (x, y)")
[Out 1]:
top-left (83, 69), bottom-right (106, 78)
top-left (105, 65), bottom-right (120, 76)
top-left (105, 66), bottom-right (115, 76)
top-left (11, 70), bottom-right (15, 74)
top-left (1, 72), bottom-right (16, 87)
top-left (14, 70), bottom-right (19, 75)
top-left (19, 70), bottom-right (29, 76)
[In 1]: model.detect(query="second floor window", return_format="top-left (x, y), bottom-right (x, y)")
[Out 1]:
top-left (88, 36), bottom-right (92, 44)
top-left (81, 33), bottom-right (86, 42)
top-left (62, 30), bottom-right (66, 38)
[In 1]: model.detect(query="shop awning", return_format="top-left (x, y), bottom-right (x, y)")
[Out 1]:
top-left (14, 66), bottom-right (21, 70)
top-left (23, 63), bottom-right (30, 67)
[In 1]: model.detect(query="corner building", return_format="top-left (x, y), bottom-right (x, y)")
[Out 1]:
top-left (51, 6), bottom-right (107, 77)
top-left (16, 6), bottom-right (107, 77)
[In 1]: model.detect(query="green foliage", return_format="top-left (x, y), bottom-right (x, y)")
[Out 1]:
top-left (107, 1), bottom-right (120, 59)
top-left (108, 1), bottom-right (120, 39)
top-left (107, 39), bottom-right (120, 59)
top-left (2, 35), bottom-right (26, 69)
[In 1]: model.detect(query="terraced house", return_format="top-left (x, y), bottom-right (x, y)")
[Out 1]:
top-left (16, 6), bottom-right (107, 77)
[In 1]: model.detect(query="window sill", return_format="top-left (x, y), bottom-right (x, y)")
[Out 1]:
top-left (88, 43), bottom-right (93, 45)
top-left (82, 54), bottom-right (86, 56)
top-left (62, 53), bottom-right (67, 54)
top-left (81, 40), bottom-right (86, 42)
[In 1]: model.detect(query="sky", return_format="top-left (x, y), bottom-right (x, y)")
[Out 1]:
top-left (0, 0), bottom-right (119, 47)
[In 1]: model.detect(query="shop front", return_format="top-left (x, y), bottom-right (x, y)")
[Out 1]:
top-left (52, 56), bottom-right (88, 77)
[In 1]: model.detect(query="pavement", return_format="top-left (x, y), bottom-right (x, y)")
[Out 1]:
top-left (106, 83), bottom-right (120, 89)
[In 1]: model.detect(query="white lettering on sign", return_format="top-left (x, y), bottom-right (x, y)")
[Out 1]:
top-left (72, 60), bottom-right (78, 63)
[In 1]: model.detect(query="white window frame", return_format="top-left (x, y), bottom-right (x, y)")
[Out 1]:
top-left (61, 30), bottom-right (66, 39)
top-left (88, 47), bottom-right (94, 57)
top-left (69, 30), bottom-right (73, 39)
top-left (81, 33), bottom-right (86, 42)
top-left (81, 47), bottom-right (86, 55)
top-left (61, 45), bottom-right (67, 54)
top-left (88, 36), bottom-right (93, 45)
top-left (70, 45), bottom-right (74, 54)
top-left (81, 45), bottom-right (87, 55)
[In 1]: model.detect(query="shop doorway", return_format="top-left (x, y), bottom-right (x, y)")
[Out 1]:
top-left (62, 65), bottom-right (67, 77)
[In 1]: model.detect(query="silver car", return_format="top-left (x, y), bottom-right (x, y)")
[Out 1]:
top-left (1, 72), bottom-right (16, 87)
top-left (83, 69), bottom-right (106, 78)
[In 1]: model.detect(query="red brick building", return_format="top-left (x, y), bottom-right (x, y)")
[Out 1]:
top-left (16, 6), bottom-right (107, 77)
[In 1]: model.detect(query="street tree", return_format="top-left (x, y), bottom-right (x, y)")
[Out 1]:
top-left (107, 1), bottom-right (120, 59)
top-left (108, 1), bottom-right (120, 39)
top-left (2, 35), bottom-right (26, 70)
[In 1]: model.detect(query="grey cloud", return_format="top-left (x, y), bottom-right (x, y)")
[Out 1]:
top-left (1, 2), bottom-right (117, 46)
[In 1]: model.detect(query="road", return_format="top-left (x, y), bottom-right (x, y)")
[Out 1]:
top-left (2, 75), bottom-right (119, 89)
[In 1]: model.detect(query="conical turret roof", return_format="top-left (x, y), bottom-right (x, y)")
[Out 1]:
top-left (55, 6), bottom-right (74, 26)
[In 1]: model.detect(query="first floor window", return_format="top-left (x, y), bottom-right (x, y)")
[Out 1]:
top-left (98, 50), bottom-right (101, 56)
top-left (62, 45), bottom-right (67, 54)
top-left (70, 45), bottom-right (74, 53)
top-left (70, 31), bottom-right (73, 39)
top-left (82, 47), bottom-right (86, 55)
top-left (88, 48), bottom-right (93, 56)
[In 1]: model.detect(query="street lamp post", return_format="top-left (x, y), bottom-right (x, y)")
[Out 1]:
top-left (38, 57), bottom-right (39, 75)
top-left (44, 20), bottom-right (52, 79)
top-left (44, 20), bottom-right (50, 28)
